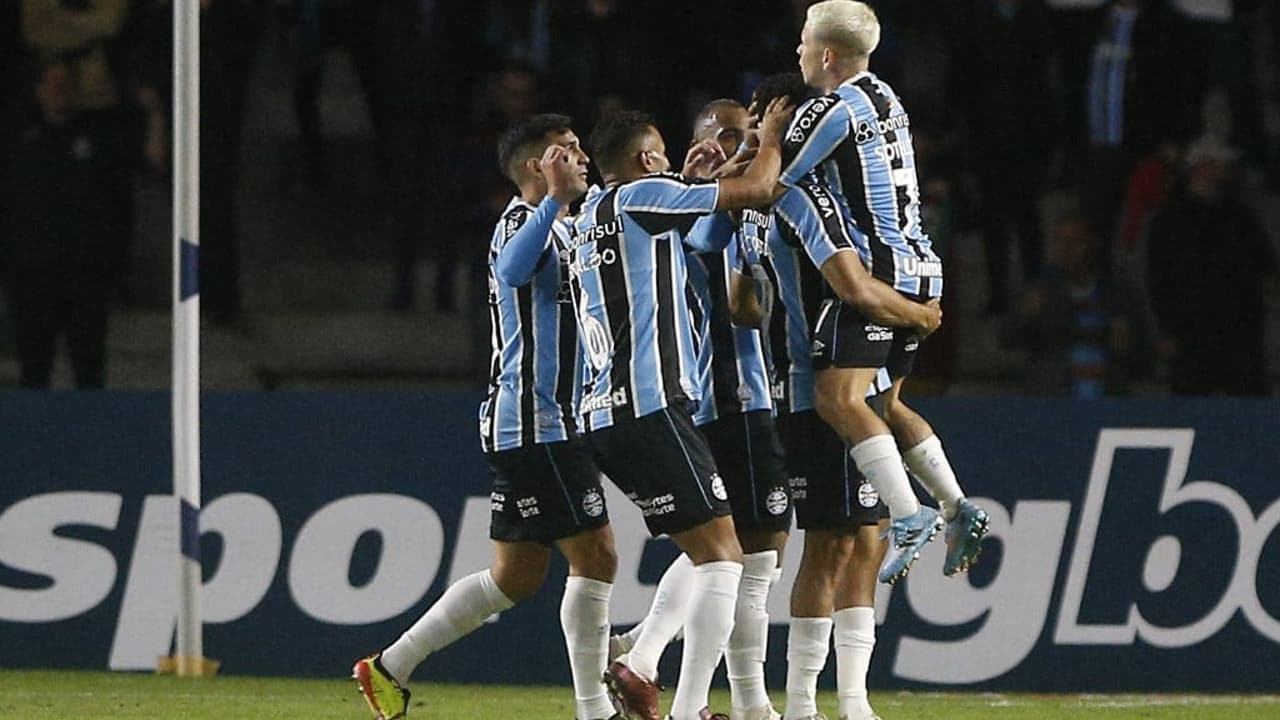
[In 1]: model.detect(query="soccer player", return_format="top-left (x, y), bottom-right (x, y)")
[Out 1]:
top-left (750, 71), bottom-right (941, 720)
top-left (784, 0), bottom-right (989, 585)
top-left (352, 115), bottom-right (620, 720)
top-left (534, 99), bottom-right (792, 720)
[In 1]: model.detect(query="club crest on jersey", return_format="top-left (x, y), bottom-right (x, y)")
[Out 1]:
top-left (787, 96), bottom-right (838, 145)
top-left (582, 489), bottom-right (605, 517)
top-left (710, 473), bottom-right (728, 501)
top-left (766, 489), bottom-right (789, 515)
top-left (858, 481), bottom-right (880, 508)
top-left (853, 120), bottom-right (877, 144)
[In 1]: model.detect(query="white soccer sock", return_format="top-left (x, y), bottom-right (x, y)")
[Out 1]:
top-left (727, 550), bottom-right (778, 713)
top-left (784, 617), bottom-right (832, 720)
top-left (669, 560), bottom-right (743, 720)
top-left (625, 553), bottom-right (695, 681)
top-left (561, 576), bottom-right (616, 720)
top-left (833, 606), bottom-right (876, 720)
top-left (902, 435), bottom-right (965, 521)
top-left (850, 434), bottom-right (920, 520)
top-left (380, 569), bottom-right (515, 683)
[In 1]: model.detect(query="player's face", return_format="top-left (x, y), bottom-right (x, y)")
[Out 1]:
top-left (694, 106), bottom-right (750, 160)
top-left (638, 127), bottom-right (671, 174)
top-left (796, 23), bottom-right (825, 87)
top-left (549, 129), bottom-right (591, 193)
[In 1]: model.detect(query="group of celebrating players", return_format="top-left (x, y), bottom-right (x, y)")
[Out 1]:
top-left (353, 2), bottom-right (991, 720)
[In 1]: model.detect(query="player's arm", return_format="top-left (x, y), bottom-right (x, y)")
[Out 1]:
top-left (728, 265), bottom-right (763, 328)
top-left (820, 253), bottom-right (941, 336)
top-left (777, 96), bottom-right (852, 189)
top-left (494, 145), bottom-right (582, 286)
top-left (714, 97), bottom-right (793, 211)
top-left (684, 212), bottom-right (735, 253)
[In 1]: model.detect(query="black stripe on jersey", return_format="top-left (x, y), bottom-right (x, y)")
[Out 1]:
top-left (654, 233), bottom-right (684, 407)
top-left (516, 282), bottom-right (537, 446)
top-left (761, 253), bottom-right (788, 385)
top-left (803, 183), bottom-right (855, 252)
top-left (851, 76), bottom-right (927, 260)
top-left (554, 267), bottom-right (579, 434)
top-left (594, 188), bottom-right (636, 426)
top-left (705, 253), bottom-right (741, 414)
top-left (483, 248), bottom-right (502, 451)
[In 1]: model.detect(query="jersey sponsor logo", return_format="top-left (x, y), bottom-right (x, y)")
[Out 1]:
top-left (877, 114), bottom-right (910, 135)
top-left (810, 186), bottom-right (839, 218)
top-left (771, 381), bottom-right (786, 401)
top-left (741, 208), bottom-right (772, 229)
top-left (580, 386), bottom-right (629, 415)
top-left (857, 480), bottom-right (880, 508)
top-left (766, 488), bottom-right (790, 515)
top-left (582, 489), bottom-right (605, 518)
top-left (787, 96), bottom-right (838, 145)
top-left (479, 416), bottom-right (493, 438)
top-left (898, 256), bottom-right (943, 278)
top-left (567, 219), bottom-right (623, 250)
top-left (502, 209), bottom-right (530, 240)
top-left (710, 473), bottom-right (728, 502)
top-left (865, 324), bottom-right (894, 342)
top-left (874, 138), bottom-right (915, 163)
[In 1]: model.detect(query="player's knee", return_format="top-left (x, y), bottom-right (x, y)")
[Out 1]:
top-left (806, 530), bottom-right (856, 568)
top-left (492, 550), bottom-right (550, 602)
top-left (565, 532), bottom-right (618, 582)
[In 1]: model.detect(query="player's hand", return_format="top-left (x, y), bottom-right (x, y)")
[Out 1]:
top-left (758, 96), bottom-right (795, 146)
top-left (682, 140), bottom-right (726, 179)
top-left (710, 146), bottom-right (757, 179)
top-left (918, 298), bottom-right (942, 337)
top-left (539, 145), bottom-right (587, 204)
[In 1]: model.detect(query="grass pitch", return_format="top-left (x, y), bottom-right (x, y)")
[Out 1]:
top-left (2, 671), bottom-right (1278, 719)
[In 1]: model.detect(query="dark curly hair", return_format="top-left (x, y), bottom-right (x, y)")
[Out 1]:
top-left (750, 72), bottom-right (814, 120)
top-left (496, 113), bottom-right (573, 182)
top-left (588, 110), bottom-right (657, 177)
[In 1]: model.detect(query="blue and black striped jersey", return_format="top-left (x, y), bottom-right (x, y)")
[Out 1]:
top-left (686, 223), bottom-right (772, 426)
top-left (564, 173), bottom-right (721, 432)
top-left (781, 71), bottom-right (943, 298)
top-left (478, 197), bottom-right (579, 452)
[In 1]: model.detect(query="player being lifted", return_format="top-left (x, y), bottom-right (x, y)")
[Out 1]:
top-left (352, 115), bottom-right (621, 720)
top-left (784, 0), bottom-right (989, 585)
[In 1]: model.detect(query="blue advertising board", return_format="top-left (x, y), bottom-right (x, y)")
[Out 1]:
top-left (1, 392), bottom-right (1277, 691)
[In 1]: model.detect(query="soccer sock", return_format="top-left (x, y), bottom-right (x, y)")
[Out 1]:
top-left (670, 560), bottom-right (743, 720)
top-left (624, 553), bottom-right (695, 681)
top-left (380, 569), bottom-right (515, 684)
top-left (833, 606), bottom-right (877, 720)
top-left (850, 434), bottom-right (920, 520)
top-left (727, 550), bottom-right (778, 713)
top-left (902, 435), bottom-right (965, 521)
top-left (784, 617), bottom-right (832, 720)
top-left (561, 576), bottom-right (616, 720)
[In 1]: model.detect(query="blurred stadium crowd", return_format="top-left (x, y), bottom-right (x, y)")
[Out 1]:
top-left (0, 0), bottom-right (1276, 395)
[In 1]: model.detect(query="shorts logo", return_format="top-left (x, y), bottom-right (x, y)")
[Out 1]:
top-left (766, 489), bottom-right (789, 516)
top-left (857, 481), bottom-right (879, 508)
top-left (853, 120), bottom-right (877, 144)
top-left (582, 489), bottom-right (604, 518)
top-left (490, 491), bottom-right (505, 513)
top-left (864, 324), bottom-right (894, 342)
top-left (710, 473), bottom-right (728, 502)
top-left (811, 339), bottom-right (827, 357)
top-left (788, 475), bottom-right (808, 501)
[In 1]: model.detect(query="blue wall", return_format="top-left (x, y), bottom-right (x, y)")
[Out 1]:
top-left (1, 392), bottom-right (1277, 690)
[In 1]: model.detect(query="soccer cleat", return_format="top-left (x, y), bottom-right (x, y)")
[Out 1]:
top-left (352, 654), bottom-right (410, 720)
top-left (877, 506), bottom-right (944, 584)
top-left (603, 660), bottom-right (661, 720)
top-left (943, 498), bottom-right (990, 576)
top-left (732, 705), bottom-right (781, 720)
top-left (784, 714), bottom-right (828, 720)
top-left (838, 714), bottom-right (882, 720)
top-left (697, 708), bottom-right (730, 720)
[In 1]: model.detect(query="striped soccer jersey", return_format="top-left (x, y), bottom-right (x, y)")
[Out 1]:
top-left (685, 217), bottom-right (772, 426)
top-left (769, 182), bottom-right (893, 412)
top-left (564, 173), bottom-right (720, 432)
top-left (781, 71), bottom-right (943, 298)
top-left (478, 197), bottom-right (579, 452)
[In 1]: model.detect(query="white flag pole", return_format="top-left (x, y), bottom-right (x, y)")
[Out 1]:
top-left (169, 0), bottom-right (213, 678)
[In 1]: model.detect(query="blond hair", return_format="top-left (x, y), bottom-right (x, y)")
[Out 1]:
top-left (806, 0), bottom-right (881, 58)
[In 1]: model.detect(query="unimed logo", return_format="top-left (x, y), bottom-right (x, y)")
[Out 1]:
top-left (2, 429), bottom-right (1277, 682)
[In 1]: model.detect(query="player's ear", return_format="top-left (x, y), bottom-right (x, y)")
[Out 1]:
top-left (525, 155), bottom-right (543, 180)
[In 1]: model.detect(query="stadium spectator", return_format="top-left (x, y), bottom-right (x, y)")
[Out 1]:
top-left (1145, 137), bottom-right (1276, 396)
top-left (1078, 0), bottom-right (1197, 245)
top-left (1, 58), bottom-right (165, 388)
top-left (947, 0), bottom-right (1054, 315)
top-left (1045, 0), bottom-right (1107, 184)
top-left (1008, 214), bottom-right (1144, 397)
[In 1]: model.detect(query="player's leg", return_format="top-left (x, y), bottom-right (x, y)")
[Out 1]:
top-left (590, 405), bottom-right (743, 720)
top-left (832, 522), bottom-right (886, 720)
top-left (811, 302), bottom-right (940, 584)
top-left (550, 437), bottom-right (621, 720)
top-left (702, 410), bottom-right (791, 719)
top-left (880, 333), bottom-right (989, 576)
top-left (614, 552), bottom-right (695, 680)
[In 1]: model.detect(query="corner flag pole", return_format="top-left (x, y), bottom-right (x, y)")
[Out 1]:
top-left (169, 0), bottom-right (214, 678)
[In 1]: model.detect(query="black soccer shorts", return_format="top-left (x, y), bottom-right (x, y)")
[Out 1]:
top-left (699, 409), bottom-right (793, 533)
top-left (486, 435), bottom-right (610, 545)
top-left (775, 409), bottom-right (886, 530)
